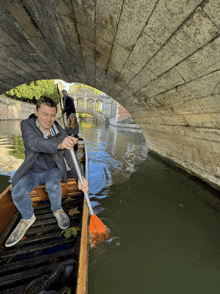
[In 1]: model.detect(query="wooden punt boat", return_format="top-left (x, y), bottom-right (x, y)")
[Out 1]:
top-left (0, 138), bottom-right (89, 294)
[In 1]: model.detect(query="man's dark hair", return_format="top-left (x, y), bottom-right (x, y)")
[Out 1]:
top-left (36, 96), bottom-right (57, 112)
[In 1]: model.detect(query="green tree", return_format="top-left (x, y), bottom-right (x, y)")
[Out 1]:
top-left (5, 80), bottom-right (59, 103)
top-left (69, 83), bottom-right (102, 95)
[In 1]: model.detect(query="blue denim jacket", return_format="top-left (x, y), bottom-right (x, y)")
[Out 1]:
top-left (12, 114), bottom-right (84, 187)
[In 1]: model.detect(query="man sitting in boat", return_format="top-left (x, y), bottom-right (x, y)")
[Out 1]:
top-left (5, 96), bottom-right (88, 247)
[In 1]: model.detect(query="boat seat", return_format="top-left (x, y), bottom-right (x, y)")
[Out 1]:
top-left (30, 178), bottom-right (80, 206)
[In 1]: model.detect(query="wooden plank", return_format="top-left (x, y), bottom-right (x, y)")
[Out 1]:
top-left (35, 187), bottom-right (48, 201)
top-left (1, 285), bottom-right (27, 294)
top-left (0, 211), bottom-right (20, 247)
top-left (0, 262), bottom-right (60, 289)
top-left (0, 247), bottom-right (75, 276)
top-left (25, 223), bottom-right (74, 236)
top-left (76, 198), bottom-right (89, 294)
top-left (0, 238), bottom-right (74, 259)
top-left (0, 185), bottom-right (17, 237)
top-left (15, 230), bottom-right (62, 246)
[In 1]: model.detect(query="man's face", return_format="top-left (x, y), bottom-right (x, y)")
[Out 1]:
top-left (34, 104), bottom-right (56, 132)
top-left (62, 91), bottom-right (67, 98)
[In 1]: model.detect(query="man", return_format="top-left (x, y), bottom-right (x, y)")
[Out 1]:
top-left (5, 96), bottom-right (88, 247)
top-left (61, 89), bottom-right (76, 122)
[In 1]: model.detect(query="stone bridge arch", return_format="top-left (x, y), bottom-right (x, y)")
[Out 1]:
top-left (0, 0), bottom-right (220, 189)
top-left (75, 107), bottom-right (104, 121)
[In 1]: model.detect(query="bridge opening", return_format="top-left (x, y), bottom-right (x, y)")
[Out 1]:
top-left (2, 79), bottom-right (135, 129)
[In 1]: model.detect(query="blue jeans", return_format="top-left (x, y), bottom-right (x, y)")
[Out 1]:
top-left (12, 168), bottom-right (62, 219)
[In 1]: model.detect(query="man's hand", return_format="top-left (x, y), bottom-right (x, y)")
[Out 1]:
top-left (58, 136), bottom-right (78, 150)
top-left (78, 177), bottom-right (89, 193)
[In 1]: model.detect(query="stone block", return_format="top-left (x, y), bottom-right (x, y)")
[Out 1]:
top-left (184, 114), bottom-right (214, 128)
top-left (96, 38), bottom-right (112, 58)
top-left (181, 7), bottom-right (218, 47)
top-left (176, 37), bottom-right (220, 82)
top-left (211, 114), bottom-right (220, 129)
top-left (96, 0), bottom-right (123, 44)
top-left (147, 7), bottom-right (218, 77)
top-left (108, 84), bottom-right (123, 99)
top-left (198, 95), bottom-right (220, 113)
top-left (172, 103), bottom-right (193, 115)
top-left (148, 116), bottom-right (165, 125)
top-left (147, 67), bottom-right (185, 98)
top-left (202, 0), bottom-right (220, 28)
top-left (115, 0), bottom-right (157, 51)
top-left (185, 99), bottom-right (203, 114)
top-left (127, 31), bottom-right (160, 70)
top-left (116, 68), bottom-right (136, 88)
top-left (147, 38), bottom-right (183, 76)
top-left (6, 2), bottom-right (42, 38)
top-left (143, 0), bottom-right (203, 45)
top-left (127, 66), bottom-right (156, 93)
top-left (176, 71), bottom-right (220, 101)
top-left (80, 38), bottom-right (96, 64)
top-left (162, 115), bottom-right (188, 126)
top-left (212, 142), bottom-right (220, 154)
top-left (106, 67), bottom-right (120, 83)
top-left (108, 42), bottom-right (130, 73)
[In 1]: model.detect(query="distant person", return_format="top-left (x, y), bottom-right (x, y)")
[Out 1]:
top-left (61, 90), bottom-right (76, 122)
top-left (5, 96), bottom-right (88, 247)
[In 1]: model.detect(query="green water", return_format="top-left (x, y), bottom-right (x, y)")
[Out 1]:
top-left (88, 154), bottom-right (220, 294)
top-left (1, 120), bottom-right (220, 293)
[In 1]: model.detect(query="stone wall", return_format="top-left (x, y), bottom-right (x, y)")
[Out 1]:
top-left (0, 0), bottom-right (220, 190)
top-left (117, 104), bottom-right (131, 121)
top-left (0, 96), bottom-right (35, 120)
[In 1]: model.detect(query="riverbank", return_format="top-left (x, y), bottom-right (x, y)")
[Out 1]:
top-left (0, 95), bottom-right (35, 120)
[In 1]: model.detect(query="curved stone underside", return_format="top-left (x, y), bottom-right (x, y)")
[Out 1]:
top-left (0, 0), bottom-right (220, 189)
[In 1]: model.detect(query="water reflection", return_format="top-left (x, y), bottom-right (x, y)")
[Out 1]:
top-left (2, 120), bottom-right (220, 293)
top-left (79, 122), bottom-right (148, 216)
top-left (0, 119), bottom-right (148, 193)
top-left (0, 120), bottom-right (23, 178)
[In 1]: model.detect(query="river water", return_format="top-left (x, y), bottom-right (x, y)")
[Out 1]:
top-left (1, 120), bottom-right (220, 294)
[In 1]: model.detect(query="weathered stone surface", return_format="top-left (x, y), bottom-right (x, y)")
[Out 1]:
top-left (0, 0), bottom-right (220, 189)
top-left (96, 0), bottom-right (123, 44)
top-left (115, 0), bottom-right (157, 51)
top-left (143, 0), bottom-right (204, 46)
top-left (0, 95), bottom-right (35, 120)
top-left (146, 8), bottom-right (219, 77)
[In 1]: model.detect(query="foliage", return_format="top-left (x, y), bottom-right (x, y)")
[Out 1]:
top-left (5, 80), bottom-right (59, 103)
top-left (78, 113), bottom-right (91, 118)
top-left (59, 227), bottom-right (80, 240)
top-left (80, 122), bottom-right (95, 128)
top-left (69, 83), bottom-right (102, 95)
top-left (9, 136), bottom-right (25, 159)
top-left (58, 286), bottom-right (71, 294)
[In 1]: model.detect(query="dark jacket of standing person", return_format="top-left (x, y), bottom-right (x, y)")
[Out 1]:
top-left (62, 91), bottom-right (76, 116)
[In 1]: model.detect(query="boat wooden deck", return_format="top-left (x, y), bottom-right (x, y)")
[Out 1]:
top-left (0, 139), bottom-right (89, 294)
top-left (0, 185), bottom-right (83, 293)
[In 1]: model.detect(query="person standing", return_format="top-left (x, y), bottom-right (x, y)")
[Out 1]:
top-left (61, 90), bottom-right (76, 122)
top-left (5, 96), bottom-right (88, 247)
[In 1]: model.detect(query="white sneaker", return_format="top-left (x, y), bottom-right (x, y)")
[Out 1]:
top-left (5, 214), bottom-right (36, 247)
top-left (53, 208), bottom-right (70, 229)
